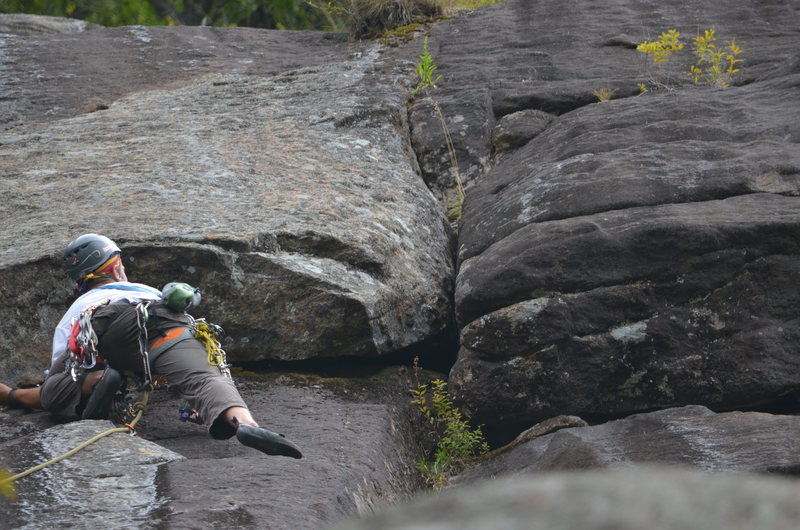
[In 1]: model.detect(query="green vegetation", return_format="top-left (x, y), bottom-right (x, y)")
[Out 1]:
top-left (411, 36), bottom-right (442, 94)
top-left (411, 379), bottom-right (489, 489)
top-left (440, 0), bottom-right (502, 9)
top-left (637, 29), bottom-right (684, 63)
top-left (310, 0), bottom-right (440, 38)
top-left (686, 28), bottom-right (743, 88)
top-left (379, 21), bottom-right (424, 44)
top-left (0, 0), bottom-right (328, 28)
top-left (637, 27), bottom-right (744, 89)
top-left (1, 0), bottom-right (503, 35)
top-left (436, 97), bottom-right (466, 225)
top-left (409, 39), bottom-right (465, 223)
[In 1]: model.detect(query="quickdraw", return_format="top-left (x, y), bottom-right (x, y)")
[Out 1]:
top-left (193, 318), bottom-right (232, 379)
top-left (67, 299), bottom-right (111, 382)
top-left (134, 301), bottom-right (154, 387)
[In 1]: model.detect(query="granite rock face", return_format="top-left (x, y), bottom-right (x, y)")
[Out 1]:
top-left (0, 14), bottom-right (350, 131)
top-left (3, 2), bottom-right (800, 529)
top-left (0, 15), bottom-right (454, 384)
top-left (407, 0), bottom-right (800, 430)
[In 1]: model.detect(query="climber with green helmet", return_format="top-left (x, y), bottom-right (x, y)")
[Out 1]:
top-left (0, 233), bottom-right (302, 459)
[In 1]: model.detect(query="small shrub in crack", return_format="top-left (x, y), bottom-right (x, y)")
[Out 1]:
top-left (411, 378), bottom-right (489, 489)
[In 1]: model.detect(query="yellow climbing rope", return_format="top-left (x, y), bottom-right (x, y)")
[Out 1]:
top-left (0, 389), bottom-right (151, 499)
top-left (195, 320), bottom-right (226, 368)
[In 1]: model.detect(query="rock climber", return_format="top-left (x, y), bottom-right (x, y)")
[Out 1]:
top-left (0, 233), bottom-right (302, 459)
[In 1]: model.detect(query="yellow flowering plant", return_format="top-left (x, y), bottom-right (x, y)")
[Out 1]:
top-left (637, 27), bottom-right (744, 89)
top-left (636, 29), bottom-right (684, 63)
top-left (686, 29), bottom-right (743, 87)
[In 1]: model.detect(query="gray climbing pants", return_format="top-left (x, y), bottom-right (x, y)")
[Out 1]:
top-left (40, 337), bottom-right (246, 439)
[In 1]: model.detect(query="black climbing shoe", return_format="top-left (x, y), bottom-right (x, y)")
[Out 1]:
top-left (81, 367), bottom-right (123, 420)
top-left (235, 421), bottom-right (303, 459)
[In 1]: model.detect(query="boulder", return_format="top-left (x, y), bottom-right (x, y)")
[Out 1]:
top-left (0, 17), bottom-right (454, 384)
top-left (454, 406), bottom-right (800, 486)
top-left (331, 466), bottom-right (800, 530)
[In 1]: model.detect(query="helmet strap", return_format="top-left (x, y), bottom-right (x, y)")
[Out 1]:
top-left (76, 254), bottom-right (121, 293)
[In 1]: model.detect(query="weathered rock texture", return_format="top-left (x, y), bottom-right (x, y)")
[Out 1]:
top-left (3, 2), bottom-right (800, 528)
top-left (415, 0), bottom-right (800, 430)
top-left (0, 15), bottom-right (454, 384)
top-left (453, 405), bottom-right (800, 486)
top-left (1, 368), bottom-right (428, 529)
top-left (0, 419), bottom-right (184, 529)
top-left (0, 15), bottom-right (349, 131)
top-left (332, 466), bottom-right (800, 530)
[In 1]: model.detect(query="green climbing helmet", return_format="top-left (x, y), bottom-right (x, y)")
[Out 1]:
top-left (64, 233), bottom-right (121, 283)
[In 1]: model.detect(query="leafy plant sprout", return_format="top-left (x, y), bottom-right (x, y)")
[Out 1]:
top-left (410, 36), bottom-right (465, 224)
top-left (636, 29), bottom-right (685, 63)
top-left (412, 36), bottom-right (443, 94)
top-left (410, 378), bottom-right (489, 489)
top-left (636, 28), bottom-right (685, 88)
top-left (686, 28), bottom-right (743, 88)
top-left (637, 27), bottom-right (744, 89)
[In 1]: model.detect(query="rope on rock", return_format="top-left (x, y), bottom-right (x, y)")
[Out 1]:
top-left (0, 389), bottom-right (151, 493)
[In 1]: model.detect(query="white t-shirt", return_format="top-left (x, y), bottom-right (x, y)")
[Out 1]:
top-left (51, 282), bottom-right (162, 367)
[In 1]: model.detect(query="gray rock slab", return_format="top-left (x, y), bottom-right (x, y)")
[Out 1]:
top-left (453, 406), bottom-right (800, 486)
top-left (491, 109), bottom-right (554, 155)
top-left (124, 368), bottom-right (426, 529)
top-left (0, 419), bottom-right (184, 529)
top-left (452, 194), bottom-right (800, 426)
top-left (459, 72), bottom-right (800, 263)
top-left (1, 368), bottom-right (430, 529)
top-left (330, 466), bottom-right (800, 530)
top-left (0, 14), bottom-right (352, 130)
top-left (0, 20), bottom-right (454, 383)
